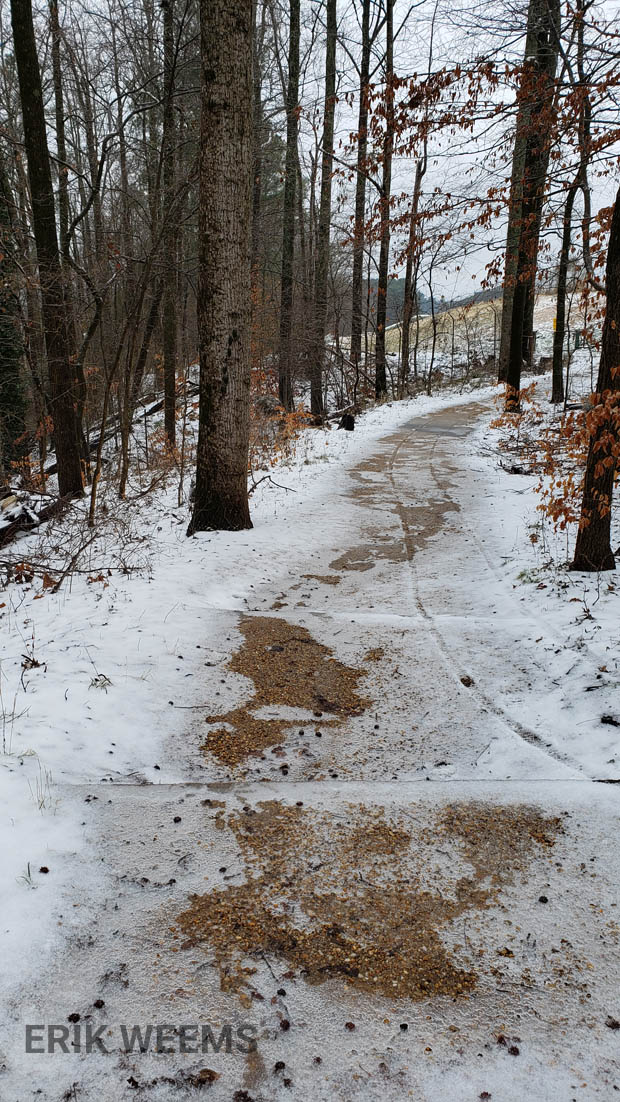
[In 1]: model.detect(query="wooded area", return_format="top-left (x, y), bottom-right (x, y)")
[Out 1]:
top-left (0, 0), bottom-right (619, 561)
top-left (3, 5), bottom-right (620, 1097)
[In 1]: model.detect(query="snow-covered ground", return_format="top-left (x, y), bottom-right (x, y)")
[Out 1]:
top-left (1, 366), bottom-right (619, 1100)
top-left (467, 360), bottom-right (620, 777)
top-left (0, 382), bottom-right (497, 1001)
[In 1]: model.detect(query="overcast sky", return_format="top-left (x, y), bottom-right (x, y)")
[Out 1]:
top-left (290, 0), bottom-right (620, 300)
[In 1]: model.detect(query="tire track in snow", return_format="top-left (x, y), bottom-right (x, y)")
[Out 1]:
top-left (385, 412), bottom-right (588, 778)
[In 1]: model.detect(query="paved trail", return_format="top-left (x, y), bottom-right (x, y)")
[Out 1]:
top-left (4, 401), bottom-right (620, 1101)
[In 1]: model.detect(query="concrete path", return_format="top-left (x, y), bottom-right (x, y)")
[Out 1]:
top-left (3, 401), bottom-right (619, 1101)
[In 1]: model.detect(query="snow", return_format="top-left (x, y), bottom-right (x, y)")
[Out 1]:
top-left (464, 361), bottom-right (620, 778)
top-left (0, 381), bottom-right (497, 999)
top-left (1, 363), bottom-right (619, 1099)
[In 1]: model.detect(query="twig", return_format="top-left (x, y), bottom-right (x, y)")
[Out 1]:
top-left (248, 474), bottom-right (297, 497)
top-left (51, 533), bottom-right (98, 593)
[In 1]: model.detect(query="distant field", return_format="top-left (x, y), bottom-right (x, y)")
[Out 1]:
top-left (382, 292), bottom-right (595, 367)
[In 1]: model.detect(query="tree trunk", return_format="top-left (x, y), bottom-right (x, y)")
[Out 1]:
top-left (13, 149), bottom-right (46, 418)
top-left (426, 269), bottom-right (437, 395)
top-left (350, 0), bottom-right (371, 376)
top-left (119, 281), bottom-right (165, 499)
top-left (162, 0), bottom-right (177, 447)
top-left (251, 0), bottom-right (267, 277)
top-left (571, 186), bottom-right (620, 572)
top-left (311, 0), bottom-right (337, 418)
top-left (507, 36), bottom-right (559, 397)
top-left (400, 157), bottom-right (424, 397)
top-left (130, 282), bottom-right (165, 413)
top-left (522, 279), bottom-right (536, 365)
top-left (49, 0), bottom-right (89, 466)
top-left (551, 179), bottom-right (578, 404)
top-left (187, 0), bottom-right (253, 534)
top-left (49, 1), bottom-right (69, 257)
top-left (500, 0), bottom-right (560, 397)
top-left (0, 157), bottom-right (26, 477)
top-left (278, 0), bottom-right (300, 413)
top-left (374, 0), bottom-right (394, 400)
top-left (10, 0), bottom-right (83, 496)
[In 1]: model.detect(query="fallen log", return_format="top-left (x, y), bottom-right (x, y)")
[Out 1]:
top-left (0, 494), bottom-right (76, 551)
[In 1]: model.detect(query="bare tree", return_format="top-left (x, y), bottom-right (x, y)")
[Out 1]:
top-left (162, 0), bottom-right (178, 446)
top-left (311, 0), bottom-right (337, 417)
top-left (10, 0), bottom-right (84, 496)
top-left (278, 0), bottom-right (300, 412)
top-left (499, 0), bottom-right (561, 404)
top-left (187, 0), bottom-right (253, 534)
top-left (350, 0), bottom-right (382, 380)
top-left (571, 188), bottom-right (620, 572)
top-left (374, 0), bottom-right (393, 399)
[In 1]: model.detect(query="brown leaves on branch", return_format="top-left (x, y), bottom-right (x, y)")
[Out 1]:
top-left (493, 382), bottom-right (620, 532)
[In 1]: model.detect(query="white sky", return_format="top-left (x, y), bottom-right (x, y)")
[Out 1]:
top-left (290, 0), bottom-right (620, 299)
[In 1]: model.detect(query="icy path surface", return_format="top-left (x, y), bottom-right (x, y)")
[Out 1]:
top-left (2, 396), bottom-right (620, 1101)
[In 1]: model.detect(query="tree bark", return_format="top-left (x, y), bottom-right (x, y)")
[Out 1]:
top-left (49, 0), bottom-right (69, 257)
top-left (311, 0), bottom-right (337, 418)
top-left (251, 4), bottom-right (264, 276)
top-left (49, 0), bottom-right (89, 466)
top-left (13, 149), bottom-right (46, 418)
top-left (400, 158), bottom-right (425, 397)
top-left (162, 0), bottom-right (177, 447)
top-left (571, 186), bottom-right (620, 572)
top-left (551, 179), bottom-right (578, 404)
top-left (0, 155), bottom-right (26, 477)
top-left (10, 0), bottom-right (83, 496)
top-left (350, 0), bottom-right (371, 376)
top-left (187, 0), bottom-right (253, 534)
top-left (278, 0), bottom-right (300, 413)
top-left (374, 0), bottom-right (394, 400)
top-left (500, 0), bottom-right (560, 399)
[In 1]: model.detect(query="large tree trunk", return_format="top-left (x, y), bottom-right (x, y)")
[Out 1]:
top-left (311, 0), bottom-right (337, 418)
top-left (277, 0), bottom-right (300, 413)
top-left (506, 57), bottom-right (559, 400)
top-left (187, 0), bottom-right (253, 534)
top-left (350, 0), bottom-right (371, 377)
top-left (374, 0), bottom-right (394, 400)
top-left (49, 0), bottom-right (89, 467)
top-left (10, 0), bottom-right (83, 496)
top-left (162, 0), bottom-right (177, 447)
top-left (500, 0), bottom-right (560, 397)
top-left (571, 187), bottom-right (620, 572)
